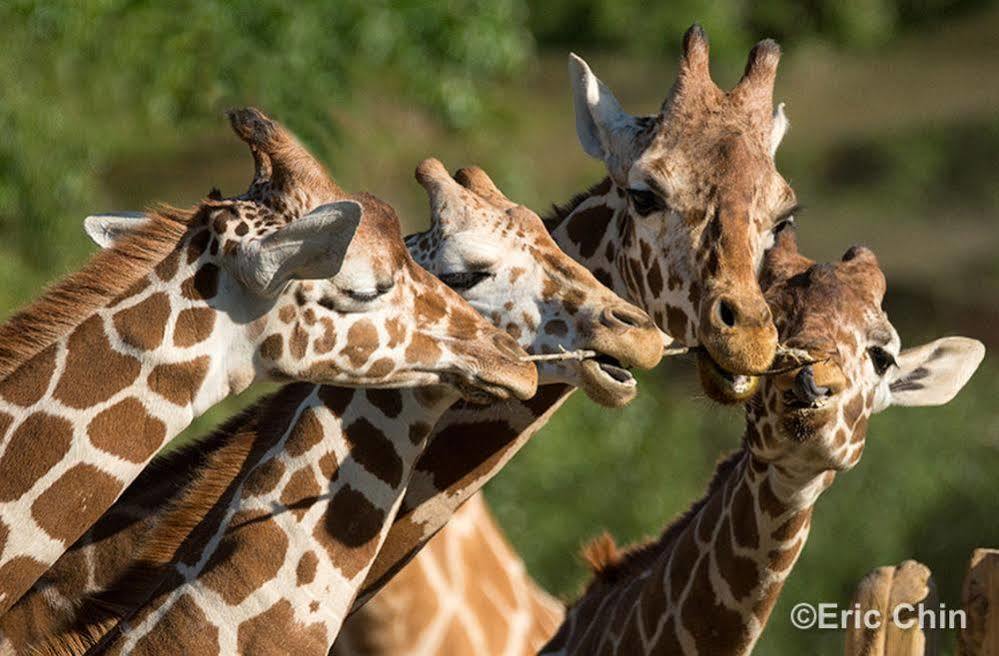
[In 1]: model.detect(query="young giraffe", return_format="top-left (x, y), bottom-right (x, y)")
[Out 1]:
top-left (331, 494), bottom-right (564, 656)
top-left (351, 25), bottom-right (800, 614)
top-left (20, 159), bottom-right (661, 655)
top-left (539, 229), bottom-right (984, 655)
top-left (0, 106), bottom-right (536, 617)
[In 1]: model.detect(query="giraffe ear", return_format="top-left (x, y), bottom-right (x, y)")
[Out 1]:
top-left (887, 337), bottom-right (984, 407)
top-left (83, 212), bottom-right (149, 249)
top-left (569, 53), bottom-right (638, 161)
top-left (235, 201), bottom-right (363, 296)
top-left (770, 102), bottom-right (789, 156)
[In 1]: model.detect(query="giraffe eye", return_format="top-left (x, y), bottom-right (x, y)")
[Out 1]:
top-left (439, 271), bottom-right (492, 291)
top-left (867, 346), bottom-right (897, 376)
top-left (345, 281), bottom-right (394, 303)
top-left (773, 216), bottom-right (794, 235)
top-left (626, 188), bottom-right (664, 217)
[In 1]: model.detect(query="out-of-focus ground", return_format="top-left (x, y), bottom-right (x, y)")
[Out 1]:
top-left (1, 4), bottom-right (997, 653)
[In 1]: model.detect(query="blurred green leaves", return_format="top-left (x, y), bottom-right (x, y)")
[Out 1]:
top-left (0, 0), bottom-right (532, 273)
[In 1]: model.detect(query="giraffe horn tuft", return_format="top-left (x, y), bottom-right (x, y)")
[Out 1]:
top-left (227, 106), bottom-right (340, 204)
top-left (732, 39), bottom-right (783, 122)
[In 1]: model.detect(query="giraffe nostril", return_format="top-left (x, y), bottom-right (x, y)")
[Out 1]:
top-left (601, 306), bottom-right (651, 332)
top-left (717, 299), bottom-right (738, 329)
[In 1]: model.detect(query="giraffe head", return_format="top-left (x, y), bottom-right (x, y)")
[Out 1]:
top-left (83, 108), bottom-right (537, 402)
top-left (409, 159), bottom-right (664, 407)
top-left (748, 228), bottom-right (984, 473)
top-left (568, 26), bottom-right (797, 403)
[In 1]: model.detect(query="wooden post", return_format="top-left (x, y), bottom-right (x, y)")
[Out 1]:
top-left (845, 559), bottom-right (938, 656)
top-left (959, 548), bottom-right (999, 656)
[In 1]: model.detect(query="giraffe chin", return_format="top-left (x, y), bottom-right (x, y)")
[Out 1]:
top-left (579, 358), bottom-right (638, 408)
top-left (696, 350), bottom-right (760, 405)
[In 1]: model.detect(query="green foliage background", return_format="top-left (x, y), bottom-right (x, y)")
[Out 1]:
top-left (1, 2), bottom-right (997, 653)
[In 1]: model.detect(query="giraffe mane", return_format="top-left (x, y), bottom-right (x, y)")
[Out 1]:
top-left (0, 204), bottom-right (199, 382)
top-left (577, 446), bottom-right (747, 593)
top-left (543, 177), bottom-right (612, 231)
top-left (32, 385), bottom-right (311, 656)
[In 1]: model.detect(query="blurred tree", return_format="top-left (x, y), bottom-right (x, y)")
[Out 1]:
top-left (0, 0), bottom-right (532, 271)
top-left (528, 0), bottom-right (994, 54)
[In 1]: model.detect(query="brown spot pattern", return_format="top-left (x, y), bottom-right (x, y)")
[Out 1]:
top-left (0, 344), bottom-right (56, 407)
top-left (567, 204), bottom-right (613, 258)
top-left (88, 397), bottom-right (167, 463)
top-left (343, 320), bottom-right (379, 368)
top-left (344, 418), bottom-right (403, 488)
top-left (237, 599), bottom-right (327, 654)
top-left (405, 333), bottom-right (441, 366)
top-left (181, 264), bottom-right (219, 300)
top-left (280, 468), bottom-right (322, 520)
top-left (32, 464), bottom-right (122, 544)
top-left (314, 485), bottom-right (386, 580)
top-left (203, 514), bottom-right (289, 606)
top-left (259, 334), bottom-right (284, 361)
top-left (296, 551), bottom-right (318, 586)
top-left (132, 593), bottom-right (220, 654)
top-left (148, 356), bottom-right (211, 406)
top-left (53, 316), bottom-right (141, 409)
top-left (113, 293), bottom-right (171, 351)
top-left (173, 307), bottom-right (216, 347)
top-left (366, 389), bottom-right (402, 419)
top-left (0, 413), bottom-right (73, 502)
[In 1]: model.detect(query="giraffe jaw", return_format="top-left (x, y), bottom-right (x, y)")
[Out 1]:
top-left (695, 349), bottom-right (760, 405)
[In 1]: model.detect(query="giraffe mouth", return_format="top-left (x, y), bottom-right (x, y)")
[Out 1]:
top-left (694, 349), bottom-right (760, 405)
top-left (579, 355), bottom-right (637, 407)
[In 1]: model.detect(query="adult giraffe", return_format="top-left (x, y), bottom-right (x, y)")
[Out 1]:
top-left (0, 107), bottom-right (536, 617)
top-left (539, 230), bottom-right (984, 655)
top-left (16, 160), bottom-right (661, 655)
top-left (352, 24), bottom-right (799, 613)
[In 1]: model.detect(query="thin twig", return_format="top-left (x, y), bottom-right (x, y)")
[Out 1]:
top-left (521, 347), bottom-right (597, 363)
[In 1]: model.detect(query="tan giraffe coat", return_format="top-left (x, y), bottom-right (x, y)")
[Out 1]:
top-left (539, 230), bottom-right (984, 655)
top-left (15, 160), bottom-right (660, 655)
top-left (332, 494), bottom-right (563, 656)
top-left (351, 25), bottom-right (802, 614)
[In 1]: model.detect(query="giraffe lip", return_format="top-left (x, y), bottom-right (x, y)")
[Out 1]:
top-left (581, 356), bottom-right (636, 387)
top-left (694, 349), bottom-right (759, 404)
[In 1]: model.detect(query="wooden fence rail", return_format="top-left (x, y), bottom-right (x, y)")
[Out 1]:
top-left (959, 548), bottom-right (999, 656)
top-left (844, 559), bottom-right (938, 656)
top-left (843, 548), bottom-right (999, 656)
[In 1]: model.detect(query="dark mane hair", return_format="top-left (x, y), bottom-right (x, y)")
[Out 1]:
top-left (543, 177), bottom-right (613, 232)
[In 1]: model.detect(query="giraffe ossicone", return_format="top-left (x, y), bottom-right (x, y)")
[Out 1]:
top-left (0, 107), bottom-right (535, 617)
top-left (540, 229), bottom-right (984, 656)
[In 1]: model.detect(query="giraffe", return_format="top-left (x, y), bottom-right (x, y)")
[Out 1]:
top-left (331, 494), bottom-right (564, 656)
top-left (17, 159), bottom-right (662, 655)
top-left (538, 228), bottom-right (984, 656)
top-left (350, 24), bottom-right (801, 615)
top-left (0, 105), bottom-right (537, 618)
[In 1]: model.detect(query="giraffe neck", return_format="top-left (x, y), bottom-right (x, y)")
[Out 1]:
top-left (0, 416), bottom-right (248, 654)
top-left (0, 227), bottom-right (272, 616)
top-left (333, 493), bottom-right (564, 656)
top-left (81, 383), bottom-right (462, 656)
top-left (543, 431), bottom-right (832, 656)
